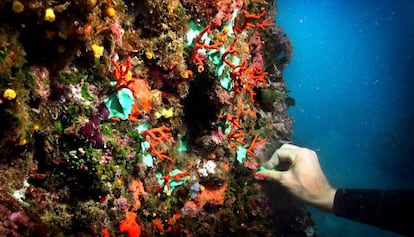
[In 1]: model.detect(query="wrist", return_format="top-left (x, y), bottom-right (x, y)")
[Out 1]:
top-left (312, 187), bottom-right (337, 212)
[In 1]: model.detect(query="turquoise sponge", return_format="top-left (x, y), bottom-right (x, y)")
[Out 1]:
top-left (103, 88), bottom-right (135, 120)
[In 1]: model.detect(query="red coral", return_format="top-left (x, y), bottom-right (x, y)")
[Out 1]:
top-left (219, 113), bottom-right (246, 150)
top-left (221, 39), bottom-right (242, 70)
top-left (111, 57), bottom-right (132, 90)
top-left (141, 126), bottom-right (174, 162)
top-left (101, 227), bottom-right (110, 237)
top-left (233, 10), bottom-right (273, 33)
top-left (246, 135), bottom-right (267, 156)
top-left (129, 179), bottom-right (148, 211)
top-left (111, 57), bottom-right (153, 122)
top-left (160, 167), bottom-right (190, 193)
top-left (191, 23), bottom-right (223, 72)
top-left (152, 212), bottom-right (182, 234)
top-left (221, 38), bottom-right (268, 103)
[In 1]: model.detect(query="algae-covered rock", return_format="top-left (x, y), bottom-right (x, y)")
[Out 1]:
top-left (0, 0), bottom-right (312, 236)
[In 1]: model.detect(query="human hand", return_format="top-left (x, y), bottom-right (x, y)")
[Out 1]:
top-left (255, 144), bottom-right (337, 212)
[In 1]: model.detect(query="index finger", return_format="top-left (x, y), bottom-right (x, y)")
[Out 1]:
top-left (276, 143), bottom-right (302, 162)
top-left (264, 143), bottom-right (300, 169)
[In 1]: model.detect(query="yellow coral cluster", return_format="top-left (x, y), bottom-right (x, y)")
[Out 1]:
top-left (104, 7), bottom-right (116, 17)
top-left (145, 51), bottom-right (154, 60)
top-left (155, 108), bottom-right (174, 119)
top-left (3, 88), bottom-right (16, 100)
top-left (44, 8), bottom-right (56, 22)
top-left (12, 0), bottom-right (24, 13)
top-left (91, 44), bottom-right (104, 58)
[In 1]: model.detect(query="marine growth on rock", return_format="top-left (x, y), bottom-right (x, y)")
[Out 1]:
top-left (0, 0), bottom-right (312, 236)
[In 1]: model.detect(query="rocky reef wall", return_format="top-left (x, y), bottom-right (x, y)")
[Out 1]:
top-left (0, 0), bottom-right (313, 236)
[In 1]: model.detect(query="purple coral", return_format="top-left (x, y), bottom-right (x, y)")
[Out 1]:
top-left (79, 103), bottom-right (109, 148)
top-left (9, 211), bottom-right (30, 224)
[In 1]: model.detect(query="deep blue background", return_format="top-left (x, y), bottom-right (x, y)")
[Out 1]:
top-left (276, 0), bottom-right (414, 236)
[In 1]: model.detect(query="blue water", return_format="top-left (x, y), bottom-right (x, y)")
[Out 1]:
top-left (276, 0), bottom-right (414, 236)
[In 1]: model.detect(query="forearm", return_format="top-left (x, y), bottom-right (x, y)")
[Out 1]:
top-left (333, 189), bottom-right (414, 236)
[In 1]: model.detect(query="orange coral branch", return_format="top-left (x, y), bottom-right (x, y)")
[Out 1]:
top-left (219, 113), bottom-right (242, 129)
top-left (219, 111), bottom-right (248, 151)
top-left (227, 62), bottom-right (269, 103)
top-left (240, 66), bottom-right (268, 102)
top-left (233, 10), bottom-right (268, 33)
top-left (152, 212), bottom-right (182, 234)
top-left (129, 179), bottom-right (148, 211)
top-left (111, 57), bottom-right (132, 90)
top-left (111, 57), bottom-right (153, 121)
top-left (160, 167), bottom-right (190, 192)
top-left (152, 219), bottom-right (164, 232)
top-left (221, 39), bottom-right (240, 70)
top-left (142, 126), bottom-right (174, 162)
top-left (256, 17), bottom-right (274, 30)
top-left (226, 128), bottom-right (246, 151)
top-left (221, 38), bottom-right (268, 103)
top-left (246, 135), bottom-right (267, 156)
top-left (191, 24), bottom-right (224, 68)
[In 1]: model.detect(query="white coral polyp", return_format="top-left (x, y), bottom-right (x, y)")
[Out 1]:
top-left (198, 160), bottom-right (216, 177)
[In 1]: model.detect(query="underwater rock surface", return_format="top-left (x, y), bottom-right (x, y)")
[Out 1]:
top-left (0, 0), bottom-right (312, 236)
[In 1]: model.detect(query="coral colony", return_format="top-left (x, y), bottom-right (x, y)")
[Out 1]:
top-left (0, 0), bottom-right (313, 236)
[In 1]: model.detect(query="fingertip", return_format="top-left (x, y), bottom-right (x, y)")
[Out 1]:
top-left (255, 170), bottom-right (277, 181)
top-left (258, 170), bottom-right (287, 183)
top-left (263, 161), bottom-right (276, 169)
top-left (276, 144), bottom-right (300, 163)
top-left (253, 173), bottom-right (266, 180)
top-left (264, 151), bottom-right (280, 169)
top-left (264, 144), bottom-right (298, 169)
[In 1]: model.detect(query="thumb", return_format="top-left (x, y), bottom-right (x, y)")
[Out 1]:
top-left (255, 170), bottom-right (286, 182)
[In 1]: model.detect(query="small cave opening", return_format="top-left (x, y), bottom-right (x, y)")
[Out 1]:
top-left (19, 22), bottom-right (83, 72)
top-left (183, 71), bottom-right (220, 140)
top-left (29, 131), bottom-right (105, 202)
